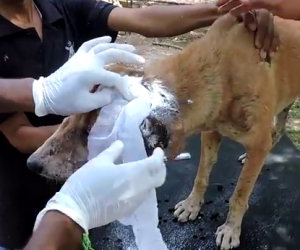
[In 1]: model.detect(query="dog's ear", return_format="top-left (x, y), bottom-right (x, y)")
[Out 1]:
top-left (105, 63), bottom-right (144, 77)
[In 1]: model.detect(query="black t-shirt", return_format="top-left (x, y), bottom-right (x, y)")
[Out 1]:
top-left (0, 0), bottom-right (117, 247)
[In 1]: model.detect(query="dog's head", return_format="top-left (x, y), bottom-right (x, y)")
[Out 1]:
top-left (27, 112), bottom-right (98, 181)
top-left (27, 78), bottom-right (182, 181)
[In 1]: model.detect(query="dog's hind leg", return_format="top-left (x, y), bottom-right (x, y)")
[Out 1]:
top-left (216, 126), bottom-right (272, 250)
top-left (174, 131), bottom-right (222, 222)
top-left (238, 103), bottom-right (293, 164)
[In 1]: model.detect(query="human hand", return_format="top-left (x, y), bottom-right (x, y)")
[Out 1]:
top-left (32, 36), bottom-right (145, 116)
top-left (241, 10), bottom-right (279, 59)
top-left (217, 0), bottom-right (300, 20)
top-left (34, 140), bottom-right (166, 232)
top-left (217, 0), bottom-right (279, 60)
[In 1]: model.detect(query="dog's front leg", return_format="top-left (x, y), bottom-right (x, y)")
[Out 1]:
top-left (216, 131), bottom-right (272, 250)
top-left (174, 131), bottom-right (221, 222)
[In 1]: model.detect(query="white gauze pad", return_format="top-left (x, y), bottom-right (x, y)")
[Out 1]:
top-left (87, 76), bottom-right (167, 250)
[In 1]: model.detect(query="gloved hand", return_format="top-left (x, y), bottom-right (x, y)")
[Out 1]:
top-left (34, 140), bottom-right (166, 232)
top-left (32, 36), bottom-right (145, 117)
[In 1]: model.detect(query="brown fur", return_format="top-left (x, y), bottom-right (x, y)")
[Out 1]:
top-left (27, 14), bottom-right (300, 249)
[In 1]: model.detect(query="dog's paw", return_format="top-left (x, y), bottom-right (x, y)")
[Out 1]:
top-left (216, 223), bottom-right (241, 250)
top-left (174, 196), bottom-right (203, 222)
top-left (238, 153), bottom-right (246, 165)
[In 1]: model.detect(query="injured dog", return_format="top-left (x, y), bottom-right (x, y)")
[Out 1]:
top-left (27, 79), bottom-right (179, 181)
top-left (27, 14), bottom-right (300, 250)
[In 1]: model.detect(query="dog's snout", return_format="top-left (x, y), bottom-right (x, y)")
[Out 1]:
top-left (27, 157), bottom-right (43, 174)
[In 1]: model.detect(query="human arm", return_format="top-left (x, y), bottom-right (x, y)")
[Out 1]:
top-left (108, 4), bottom-right (278, 59)
top-left (24, 211), bottom-right (83, 250)
top-left (0, 113), bottom-right (58, 154)
top-left (0, 78), bottom-right (34, 113)
top-left (25, 140), bottom-right (166, 249)
top-left (217, 0), bottom-right (300, 20)
top-left (108, 3), bottom-right (219, 37)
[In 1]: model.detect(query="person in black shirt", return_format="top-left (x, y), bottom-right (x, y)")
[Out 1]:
top-left (0, 0), bottom-right (277, 248)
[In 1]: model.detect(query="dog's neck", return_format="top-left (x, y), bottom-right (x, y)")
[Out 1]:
top-left (144, 40), bottom-right (224, 135)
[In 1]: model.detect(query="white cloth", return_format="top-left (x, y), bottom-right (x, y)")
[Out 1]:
top-left (88, 76), bottom-right (167, 250)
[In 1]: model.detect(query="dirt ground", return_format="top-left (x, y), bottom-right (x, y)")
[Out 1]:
top-left (116, 28), bottom-right (207, 60)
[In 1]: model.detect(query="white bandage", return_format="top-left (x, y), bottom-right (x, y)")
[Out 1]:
top-left (87, 76), bottom-right (167, 250)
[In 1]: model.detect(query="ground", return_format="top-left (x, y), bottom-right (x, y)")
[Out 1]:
top-left (287, 101), bottom-right (300, 150)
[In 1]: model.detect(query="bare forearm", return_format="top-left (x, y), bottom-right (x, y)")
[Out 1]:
top-left (25, 211), bottom-right (83, 250)
top-left (0, 78), bottom-right (34, 113)
top-left (109, 3), bottom-right (220, 37)
top-left (16, 125), bottom-right (59, 153)
top-left (0, 112), bottom-right (59, 154)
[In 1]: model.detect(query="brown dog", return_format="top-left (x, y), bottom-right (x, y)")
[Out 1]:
top-left (27, 14), bottom-right (300, 249)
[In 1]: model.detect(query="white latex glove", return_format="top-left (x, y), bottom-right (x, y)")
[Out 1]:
top-left (34, 140), bottom-right (166, 233)
top-left (32, 36), bottom-right (145, 116)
